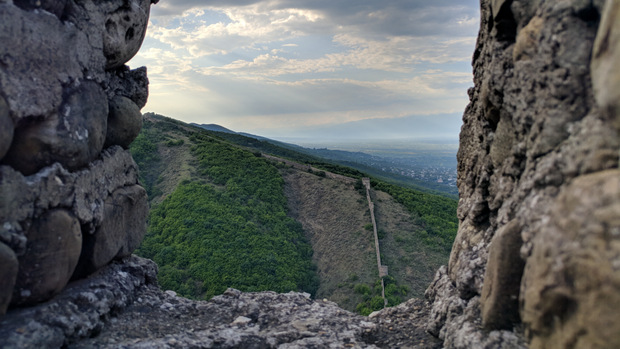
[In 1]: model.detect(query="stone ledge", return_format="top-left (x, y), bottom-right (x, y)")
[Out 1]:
top-left (0, 255), bottom-right (158, 348)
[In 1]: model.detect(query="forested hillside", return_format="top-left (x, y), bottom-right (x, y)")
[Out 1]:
top-left (131, 117), bottom-right (318, 299)
top-left (130, 113), bottom-right (457, 313)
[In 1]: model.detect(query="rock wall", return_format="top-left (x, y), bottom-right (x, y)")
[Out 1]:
top-left (425, 0), bottom-right (620, 348)
top-left (0, 0), bottom-right (157, 314)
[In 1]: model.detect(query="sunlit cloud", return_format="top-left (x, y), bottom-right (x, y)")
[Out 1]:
top-left (130, 0), bottom-right (479, 139)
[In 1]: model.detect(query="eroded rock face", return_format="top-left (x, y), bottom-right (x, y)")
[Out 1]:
top-left (0, 0), bottom-right (155, 313)
top-left (74, 185), bottom-right (148, 278)
top-left (426, 0), bottom-right (620, 347)
top-left (522, 170), bottom-right (620, 349)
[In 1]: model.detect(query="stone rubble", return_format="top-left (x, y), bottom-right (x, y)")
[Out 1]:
top-left (0, 256), bottom-right (442, 349)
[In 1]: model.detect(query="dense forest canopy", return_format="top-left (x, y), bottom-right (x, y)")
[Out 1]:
top-left (134, 127), bottom-right (319, 299)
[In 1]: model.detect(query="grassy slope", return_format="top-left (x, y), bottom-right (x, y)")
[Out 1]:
top-left (131, 113), bottom-right (455, 312)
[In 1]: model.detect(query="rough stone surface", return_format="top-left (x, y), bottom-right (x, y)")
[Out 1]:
top-left (0, 241), bottom-right (18, 315)
top-left (105, 95), bottom-right (143, 149)
top-left (0, 146), bottom-right (140, 240)
top-left (0, 2), bottom-right (91, 122)
top-left (3, 81), bottom-right (108, 175)
top-left (0, 95), bottom-right (12, 161)
top-left (0, 256), bottom-right (158, 349)
top-left (425, 266), bottom-right (526, 349)
top-left (0, 0), bottom-right (153, 314)
top-left (13, 0), bottom-right (68, 18)
top-left (480, 219), bottom-right (524, 330)
top-left (102, 0), bottom-right (152, 70)
top-left (105, 66), bottom-right (150, 109)
top-left (2, 0), bottom-right (620, 348)
top-left (74, 185), bottom-right (148, 278)
top-left (521, 170), bottom-right (620, 349)
top-left (0, 255), bottom-right (441, 349)
top-left (0, 0), bottom-right (154, 121)
top-left (426, 0), bottom-right (620, 347)
top-left (591, 0), bottom-right (620, 130)
top-left (366, 298), bottom-right (442, 348)
top-left (11, 209), bottom-right (82, 307)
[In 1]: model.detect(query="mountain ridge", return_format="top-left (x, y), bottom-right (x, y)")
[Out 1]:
top-left (131, 113), bottom-right (456, 312)
top-left (181, 117), bottom-right (458, 197)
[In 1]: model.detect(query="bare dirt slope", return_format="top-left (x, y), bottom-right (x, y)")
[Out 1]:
top-left (281, 168), bottom-right (377, 310)
top-left (282, 166), bottom-right (451, 311)
top-left (372, 190), bottom-right (447, 298)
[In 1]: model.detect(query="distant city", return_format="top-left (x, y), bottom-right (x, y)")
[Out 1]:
top-left (370, 156), bottom-right (457, 189)
top-left (291, 139), bottom-right (458, 195)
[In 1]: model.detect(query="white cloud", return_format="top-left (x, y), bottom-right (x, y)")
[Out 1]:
top-left (130, 0), bottom-right (479, 138)
top-left (146, 6), bottom-right (326, 58)
top-left (193, 33), bottom-right (476, 80)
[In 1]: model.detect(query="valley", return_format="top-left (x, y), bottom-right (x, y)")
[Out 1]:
top-left (131, 113), bottom-right (457, 313)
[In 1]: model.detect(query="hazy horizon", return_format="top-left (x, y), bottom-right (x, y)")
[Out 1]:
top-left (130, 0), bottom-right (479, 140)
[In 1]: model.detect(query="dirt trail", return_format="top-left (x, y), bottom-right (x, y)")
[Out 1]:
top-left (263, 154), bottom-right (356, 184)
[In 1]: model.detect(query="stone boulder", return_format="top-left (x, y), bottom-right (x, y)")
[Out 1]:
top-left (0, 146), bottom-right (145, 312)
top-left (521, 170), bottom-right (620, 349)
top-left (102, 0), bottom-right (153, 70)
top-left (104, 95), bottom-right (144, 149)
top-left (3, 81), bottom-right (108, 175)
top-left (11, 210), bottom-right (82, 307)
top-left (480, 219), bottom-right (524, 330)
top-left (73, 185), bottom-right (148, 278)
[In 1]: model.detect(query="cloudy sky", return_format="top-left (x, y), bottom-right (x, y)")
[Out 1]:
top-left (128, 0), bottom-right (480, 141)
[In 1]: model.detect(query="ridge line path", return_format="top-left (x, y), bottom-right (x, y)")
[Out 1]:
top-left (261, 154), bottom-right (357, 184)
